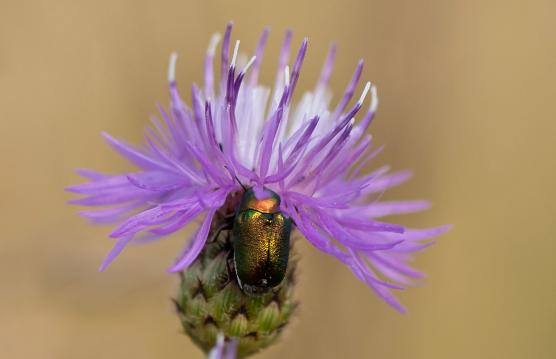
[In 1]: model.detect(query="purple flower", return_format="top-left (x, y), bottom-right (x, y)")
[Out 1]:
top-left (209, 334), bottom-right (238, 359)
top-left (67, 23), bottom-right (450, 312)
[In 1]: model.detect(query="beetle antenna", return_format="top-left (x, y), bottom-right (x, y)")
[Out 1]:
top-left (234, 175), bottom-right (247, 191)
top-left (224, 165), bottom-right (248, 191)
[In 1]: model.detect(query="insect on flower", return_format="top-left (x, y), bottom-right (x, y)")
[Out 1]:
top-left (67, 23), bottom-right (450, 313)
top-left (231, 186), bottom-right (291, 295)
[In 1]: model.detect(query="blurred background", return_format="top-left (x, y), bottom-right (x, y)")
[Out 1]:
top-left (1, 0), bottom-right (555, 358)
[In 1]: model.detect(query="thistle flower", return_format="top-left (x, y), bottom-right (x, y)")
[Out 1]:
top-left (67, 22), bottom-right (449, 356)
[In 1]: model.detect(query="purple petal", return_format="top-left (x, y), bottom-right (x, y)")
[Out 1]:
top-left (264, 116), bottom-right (319, 184)
top-left (389, 225), bottom-right (452, 242)
top-left (348, 255), bottom-right (405, 290)
top-left (204, 34), bottom-right (221, 99)
top-left (315, 44), bottom-right (336, 93)
top-left (258, 106), bottom-right (284, 179)
top-left (249, 27), bottom-right (269, 86)
top-left (148, 207), bottom-right (203, 236)
top-left (318, 213), bottom-right (404, 251)
top-left (355, 200), bottom-right (432, 218)
top-left (168, 208), bottom-right (216, 272)
top-left (109, 205), bottom-right (178, 238)
top-left (144, 138), bottom-right (203, 183)
top-left (69, 189), bottom-right (156, 207)
top-left (335, 216), bottom-right (405, 234)
top-left (390, 241), bottom-right (436, 254)
top-left (319, 136), bottom-right (373, 186)
top-left (349, 144), bottom-right (384, 180)
top-left (285, 191), bottom-right (349, 209)
top-left (102, 132), bottom-right (171, 172)
top-left (286, 38), bottom-right (308, 104)
top-left (79, 202), bottom-right (140, 224)
top-left (75, 168), bottom-right (105, 180)
top-left (332, 59), bottom-right (364, 120)
top-left (66, 175), bottom-right (131, 194)
top-left (287, 205), bottom-right (349, 263)
top-left (369, 252), bottom-right (425, 280)
top-left (126, 171), bottom-right (188, 192)
top-left (361, 170), bottom-right (413, 194)
top-left (184, 142), bottom-right (229, 187)
top-left (220, 22), bottom-right (233, 87)
top-left (99, 236), bottom-right (134, 272)
top-left (348, 250), bottom-right (407, 313)
top-left (273, 30), bottom-right (293, 91)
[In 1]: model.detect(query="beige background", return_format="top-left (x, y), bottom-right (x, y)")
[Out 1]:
top-left (1, 0), bottom-right (555, 358)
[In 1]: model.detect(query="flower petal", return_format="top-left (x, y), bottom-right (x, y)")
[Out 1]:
top-left (168, 208), bottom-right (217, 272)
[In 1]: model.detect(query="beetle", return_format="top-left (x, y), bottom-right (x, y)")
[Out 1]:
top-left (231, 187), bottom-right (292, 295)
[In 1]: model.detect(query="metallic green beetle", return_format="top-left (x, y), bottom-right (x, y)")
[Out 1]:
top-left (232, 187), bottom-right (292, 295)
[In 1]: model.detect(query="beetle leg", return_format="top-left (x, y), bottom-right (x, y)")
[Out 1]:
top-left (230, 252), bottom-right (247, 291)
top-left (223, 213), bottom-right (235, 221)
top-left (219, 249), bottom-right (238, 290)
top-left (207, 220), bottom-right (233, 243)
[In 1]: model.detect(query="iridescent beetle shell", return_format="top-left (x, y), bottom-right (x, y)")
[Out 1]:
top-left (232, 187), bottom-right (292, 295)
